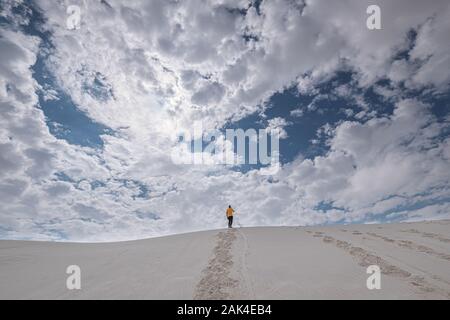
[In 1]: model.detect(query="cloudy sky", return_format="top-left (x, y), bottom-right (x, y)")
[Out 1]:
top-left (1, 0), bottom-right (449, 241)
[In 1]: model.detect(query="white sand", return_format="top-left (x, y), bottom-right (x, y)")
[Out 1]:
top-left (1, 220), bottom-right (449, 299)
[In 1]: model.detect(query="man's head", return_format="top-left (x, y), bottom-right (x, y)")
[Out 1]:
top-left (229, 205), bottom-right (231, 208)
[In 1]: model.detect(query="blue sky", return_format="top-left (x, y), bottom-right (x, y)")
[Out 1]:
top-left (0, 0), bottom-right (449, 241)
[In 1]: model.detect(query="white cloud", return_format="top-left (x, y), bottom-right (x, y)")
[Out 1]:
top-left (266, 117), bottom-right (291, 139)
top-left (281, 98), bottom-right (450, 222)
top-left (290, 108), bottom-right (304, 117)
top-left (1, 0), bottom-right (449, 241)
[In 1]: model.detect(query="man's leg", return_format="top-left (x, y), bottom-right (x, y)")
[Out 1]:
top-left (229, 216), bottom-right (233, 228)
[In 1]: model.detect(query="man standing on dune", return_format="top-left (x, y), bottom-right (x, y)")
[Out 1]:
top-left (226, 205), bottom-right (234, 228)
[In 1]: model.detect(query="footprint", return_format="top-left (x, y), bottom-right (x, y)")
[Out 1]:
top-left (368, 232), bottom-right (450, 261)
top-left (401, 229), bottom-right (450, 243)
top-left (313, 231), bottom-right (324, 238)
top-left (367, 232), bottom-right (395, 243)
top-left (323, 236), bottom-right (334, 243)
top-left (320, 236), bottom-right (410, 278)
top-left (194, 230), bottom-right (238, 299)
top-left (310, 231), bottom-right (450, 298)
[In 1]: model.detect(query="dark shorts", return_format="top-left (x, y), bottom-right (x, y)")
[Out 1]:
top-left (227, 216), bottom-right (233, 227)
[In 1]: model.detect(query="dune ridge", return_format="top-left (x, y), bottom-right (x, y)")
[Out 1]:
top-left (1, 220), bottom-right (449, 299)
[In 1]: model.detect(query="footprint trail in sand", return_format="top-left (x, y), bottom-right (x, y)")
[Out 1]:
top-left (194, 230), bottom-right (238, 299)
top-left (312, 231), bottom-right (450, 298)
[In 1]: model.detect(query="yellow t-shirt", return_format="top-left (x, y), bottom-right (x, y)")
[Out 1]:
top-left (226, 208), bottom-right (234, 217)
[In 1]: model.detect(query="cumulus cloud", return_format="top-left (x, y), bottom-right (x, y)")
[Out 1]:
top-left (0, 0), bottom-right (449, 241)
top-left (280, 98), bottom-right (450, 222)
top-left (266, 117), bottom-right (291, 139)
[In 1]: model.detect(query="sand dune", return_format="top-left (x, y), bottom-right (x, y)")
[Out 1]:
top-left (1, 220), bottom-right (450, 299)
